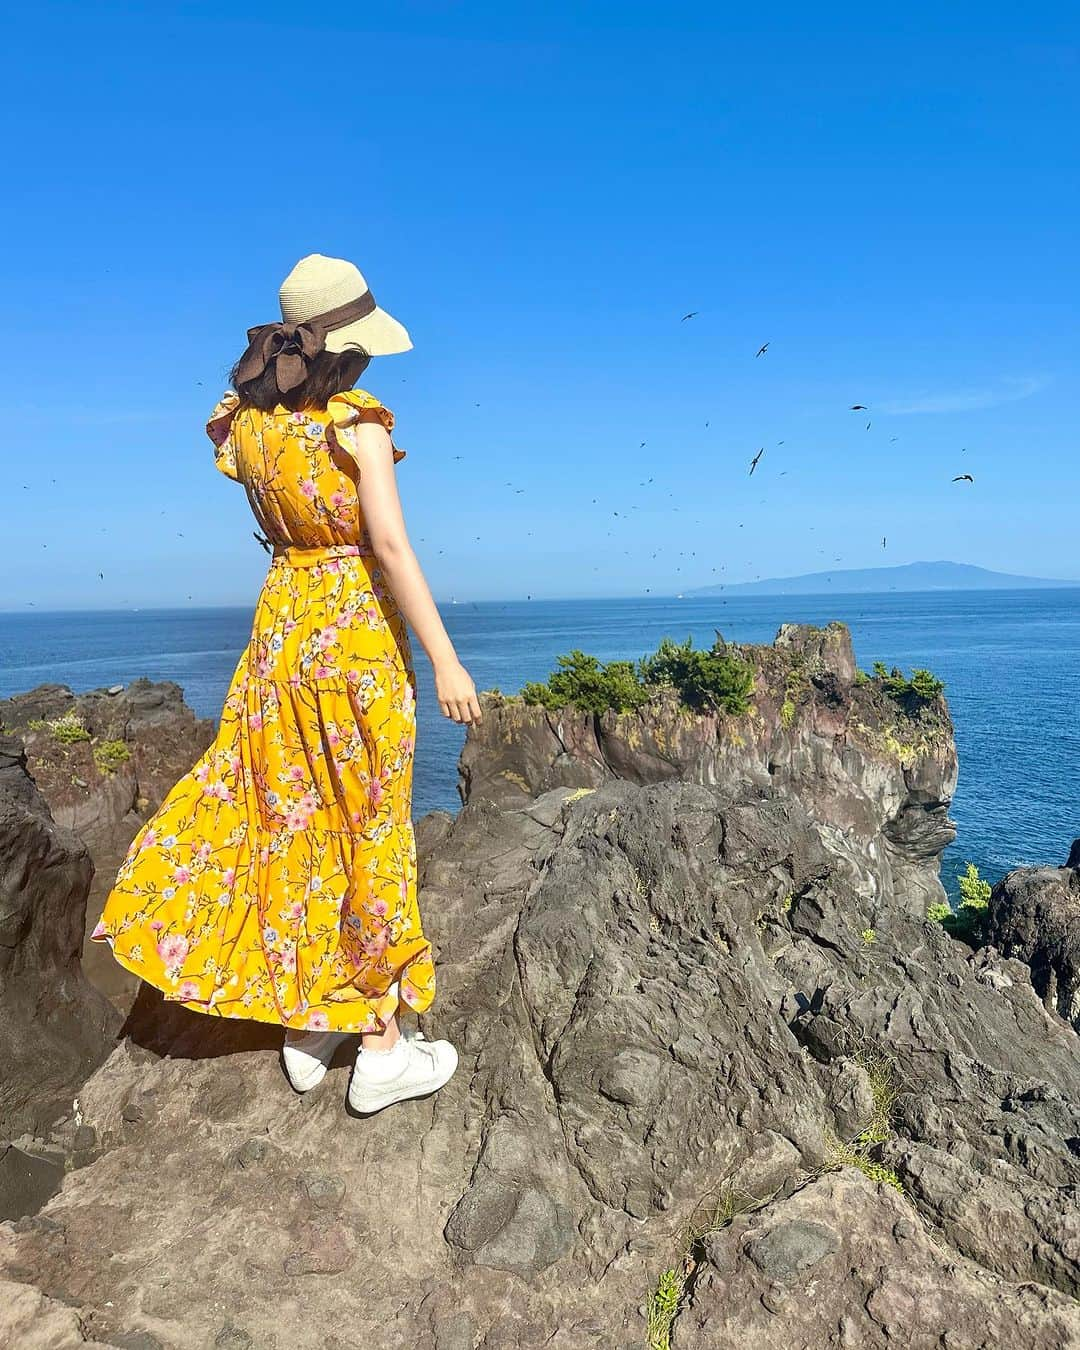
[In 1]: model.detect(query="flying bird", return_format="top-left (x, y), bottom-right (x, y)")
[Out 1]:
top-left (882, 537), bottom-right (887, 549)
top-left (681, 311), bottom-right (699, 322)
top-left (755, 343), bottom-right (769, 358)
top-left (953, 474), bottom-right (975, 483)
top-left (749, 448), bottom-right (765, 475)
top-left (850, 405), bottom-right (868, 411)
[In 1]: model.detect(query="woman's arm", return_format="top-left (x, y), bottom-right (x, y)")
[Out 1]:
top-left (347, 420), bottom-right (482, 725)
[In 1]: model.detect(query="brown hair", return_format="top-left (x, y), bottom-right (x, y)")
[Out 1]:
top-left (229, 348), bottom-right (371, 412)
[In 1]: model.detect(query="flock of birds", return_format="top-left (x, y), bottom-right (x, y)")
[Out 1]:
top-left (738, 337), bottom-right (976, 487)
top-left (20, 315), bottom-right (979, 607)
top-left (462, 314), bottom-right (982, 598)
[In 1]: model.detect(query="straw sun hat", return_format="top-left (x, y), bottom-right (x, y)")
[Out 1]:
top-left (278, 253), bottom-right (412, 356)
top-left (237, 253), bottom-right (412, 395)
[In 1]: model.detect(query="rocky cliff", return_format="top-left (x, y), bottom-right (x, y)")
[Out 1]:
top-left (460, 622), bottom-right (958, 918)
top-left (0, 679), bottom-right (214, 1010)
top-left (0, 681), bottom-right (214, 1232)
top-left (1, 626), bottom-right (1079, 1349)
top-left (984, 839), bottom-right (1080, 1029)
top-left (0, 734), bottom-right (119, 1140)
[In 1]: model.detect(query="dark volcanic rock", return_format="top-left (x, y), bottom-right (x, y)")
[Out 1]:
top-left (459, 623), bottom-right (958, 919)
top-left (0, 1144), bottom-right (64, 1221)
top-left (0, 627), bottom-right (1076, 1347)
top-left (0, 735), bottom-right (120, 1137)
top-left (984, 842), bottom-right (1080, 1029)
top-left (0, 680), bottom-right (214, 859)
top-left (679, 1170), bottom-right (1080, 1349)
top-left (0, 679), bottom-right (215, 1010)
top-left (2, 772), bottom-right (1078, 1346)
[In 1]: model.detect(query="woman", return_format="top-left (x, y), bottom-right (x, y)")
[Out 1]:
top-left (93, 253), bottom-right (480, 1115)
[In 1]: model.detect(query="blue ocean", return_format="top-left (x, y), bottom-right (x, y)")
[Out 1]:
top-left (2, 590), bottom-right (1078, 898)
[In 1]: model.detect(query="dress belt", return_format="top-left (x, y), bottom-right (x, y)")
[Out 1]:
top-left (271, 542), bottom-right (371, 568)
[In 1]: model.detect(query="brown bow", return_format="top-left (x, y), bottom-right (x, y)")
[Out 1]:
top-left (235, 291), bottom-right (378, 393)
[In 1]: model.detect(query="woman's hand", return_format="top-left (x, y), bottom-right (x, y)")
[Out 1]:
top-left (434, 659), bottom-right (483, 725)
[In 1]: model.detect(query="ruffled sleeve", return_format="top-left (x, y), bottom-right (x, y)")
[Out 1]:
top-left (327, 389), bottom-right (406, 465)
top-left (206, 391), bottom-right (241, 481)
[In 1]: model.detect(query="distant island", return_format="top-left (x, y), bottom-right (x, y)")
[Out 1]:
top-left (688, 560), bottom-right (1078, 597)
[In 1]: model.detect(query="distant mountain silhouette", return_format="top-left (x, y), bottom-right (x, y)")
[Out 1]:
top-left (688, 561), bottom-right (1078, 597)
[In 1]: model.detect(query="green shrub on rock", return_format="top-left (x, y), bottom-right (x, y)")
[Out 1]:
top-left (928, 863), bottom-right (991, 944)
top-left (871, 662), bottom-right (945, 706)
top-left (520, 633), bottom-right (754, 718)
top-left (958, 861), bottom-right (991, 910)
top-left (639, 634), bottom-right (755, 715)
top-left (909, 668), bottom-right (946, 702)
top-left (521, 651), bottom-right (651, 715)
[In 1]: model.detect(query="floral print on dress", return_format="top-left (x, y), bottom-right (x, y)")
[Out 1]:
top-left (91, 389), bottom-right (433, 1032)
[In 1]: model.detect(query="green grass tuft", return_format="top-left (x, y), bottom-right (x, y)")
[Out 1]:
top-left (642, 1184), bottom-right (765, 1347)
top-left (93, 738), bottom-right (131, 776)
top-left (824, 1045), bottom-right (905, 1194)
top-left (39, 711), bottom-right (92, 744)
top-left (828, 1142), bottom-right (904, 1192)
top-left (646, 1268), bottom-right (682, 1350)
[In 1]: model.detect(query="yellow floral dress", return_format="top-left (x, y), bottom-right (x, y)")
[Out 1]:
top-left (92, 389), bottom-right (434, 1033)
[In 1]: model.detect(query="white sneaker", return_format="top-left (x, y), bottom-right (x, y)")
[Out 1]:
top-left (281, 1029), bottom-right (349, 1093)
top-left (347, 1030), bottom-right (458, 1115)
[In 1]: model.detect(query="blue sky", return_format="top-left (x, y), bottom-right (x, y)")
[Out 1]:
top-left (4, 1), bottom-right (1078, 608)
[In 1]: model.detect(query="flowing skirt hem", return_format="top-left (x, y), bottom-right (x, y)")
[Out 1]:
top-left (90, 928), bottom-right (435, 1033)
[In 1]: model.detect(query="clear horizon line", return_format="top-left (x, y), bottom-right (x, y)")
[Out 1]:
top-left (6, 580), bottom-right (1080, 619)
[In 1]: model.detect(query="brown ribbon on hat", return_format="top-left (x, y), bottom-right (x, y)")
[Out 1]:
top-left (235, 291), bottom-right (378, 394)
